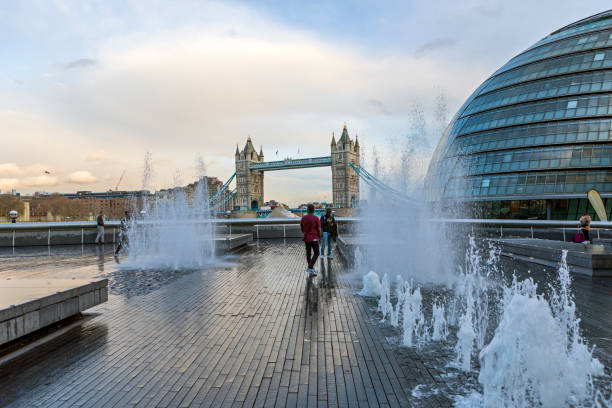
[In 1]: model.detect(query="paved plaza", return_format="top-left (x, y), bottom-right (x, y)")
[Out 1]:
top-left (0, 241), bottom-right (449, 408)
top-left (1, 240), bottom-right (610, 407)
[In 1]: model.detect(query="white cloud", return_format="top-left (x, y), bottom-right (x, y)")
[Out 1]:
top-left (3, 0), bottom-right (609, 199)
top-left (86, 150), bottom-right (111, 162)
top-left (68, 171), bottom-right (97, 184)
top-left (22, 175), bottom-right (59, 187)
top-left (0, 178), bottom-right (19, 190)
top-left (0, 163), bottom-right (23, 176)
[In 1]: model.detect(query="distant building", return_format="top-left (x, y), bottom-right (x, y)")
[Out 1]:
top-left (156, 176), bottom-right (235, 213)
top-left (61, 190), bottom-right (152, 219)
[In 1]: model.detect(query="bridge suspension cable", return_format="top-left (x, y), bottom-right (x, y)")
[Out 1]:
top-left (209, 172), bottom-right (236, 207)
top-left (349, 163), bottom-right (413, 203)
top-left (211, 189), bottom-right (237, 212)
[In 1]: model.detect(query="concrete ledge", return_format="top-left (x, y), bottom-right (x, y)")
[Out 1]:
top-left (496, 238), bottom-right (612, 277)
top-left (336, 235), bottom-right (364, 267)
top-left (215, 234), bottom-right (253, 253)
top-left (0, 279), bottom-right (108, 346)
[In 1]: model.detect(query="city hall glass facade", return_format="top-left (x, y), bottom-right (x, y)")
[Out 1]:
top-left (427, 11), bottom-right (612, 220)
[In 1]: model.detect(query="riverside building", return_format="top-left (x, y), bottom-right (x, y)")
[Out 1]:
top-left (427, 10), bottom-right (612, 220)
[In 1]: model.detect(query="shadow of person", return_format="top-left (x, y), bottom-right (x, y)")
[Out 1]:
top-left (326, 257), bottom-right (335, 288)
top-left (320, 257), bottom-right (327, 287)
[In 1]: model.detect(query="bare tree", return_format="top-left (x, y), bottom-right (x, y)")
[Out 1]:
top-left (0, 195), bottom-right (24, 218)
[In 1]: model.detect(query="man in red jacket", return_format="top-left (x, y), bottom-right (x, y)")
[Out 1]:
top-left (300, 203), bottom-right (322, 275)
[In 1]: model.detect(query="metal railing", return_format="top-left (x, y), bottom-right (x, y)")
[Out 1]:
top-left (1, 217), bottom-right (609, 247)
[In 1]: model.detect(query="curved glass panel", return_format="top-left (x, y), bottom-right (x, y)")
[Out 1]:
top-left (497, 28), bottom-right (612, 74)
top-left (460, 94), bottom-right (612, 135)
top-left (427, 12), bottom-right (612, 206)
top-left (462, 71), bottom-right (612, 117)
top-left (461, 144), bottom-right (612, 176)
top-left (454, 119), bottom-right (612, 154)
top-left (478, 49), bottom-right (612, 96)
top-left (443, 170), bottom-right (612, 200)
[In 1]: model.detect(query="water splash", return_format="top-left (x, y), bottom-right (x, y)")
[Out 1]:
top-left (476, 254), bottom-right (603, 407)
top-left (431, 301), bottom-right (448, 341)
top-left (390, 275), bottom-right (407, 327)
top-left (354, 246), bottom-right (364, 272)
top-left (359, 271), bottom-right (381, 297)
top-left (378, 273), bottom-right (393, 322)
top-left (402, 282), bottom-right (427, 347)
top-left (123, 155), bottom-right (215, 270)
top-left (454, 310), bottom-right (475, 372)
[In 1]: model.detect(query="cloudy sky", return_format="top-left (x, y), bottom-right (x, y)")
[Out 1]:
top-left (1, 1), bottom-right (609, 205)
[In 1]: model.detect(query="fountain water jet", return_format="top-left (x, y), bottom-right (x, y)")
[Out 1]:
top-left (122, 154), bottom-right (216, 270)
top-left (378, 273), bottom-right (393, 322)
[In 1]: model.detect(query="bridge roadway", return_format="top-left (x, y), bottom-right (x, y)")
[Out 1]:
top-left (0, 240), bottom-right (454, 408)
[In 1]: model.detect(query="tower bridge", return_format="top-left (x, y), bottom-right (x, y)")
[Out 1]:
top-left (233, 125), bottom-right (360, 211)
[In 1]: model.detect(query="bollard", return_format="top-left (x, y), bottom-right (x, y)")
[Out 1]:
top-left (500, 225), bottom-right (503, 238)
top-left (81, 228), bottom-right (84, 244)
top-left (256, 224), bottom-right (259, 239)
top-left (598, 229), bottom-right (600, 239)
top-left (283, 224), bottom-right (286, 238)
top-left (531, 226), bottom-right (534, 239)
top-left (563, 228), bottom-right (566, 241)
top-left (12, 230), bottom-right (15, 248)
top-left (48, 229), bottom-right (51, 245)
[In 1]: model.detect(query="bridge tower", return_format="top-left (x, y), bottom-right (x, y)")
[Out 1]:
top-left (331, 125), bottom-right (360, 208)
top-left (235, 137), bottom-right (264, 211)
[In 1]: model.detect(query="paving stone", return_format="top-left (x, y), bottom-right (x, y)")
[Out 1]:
top-left (0, 240), bottom-right (465, 407)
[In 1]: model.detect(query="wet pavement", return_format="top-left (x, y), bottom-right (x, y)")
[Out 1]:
top-left (0, 240), bottom-right (609, 407)
top-left (0, 241), bottom-right (422, 407)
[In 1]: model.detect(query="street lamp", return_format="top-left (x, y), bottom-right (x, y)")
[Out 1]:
top-left (9, 210), bottom-right (18, 223)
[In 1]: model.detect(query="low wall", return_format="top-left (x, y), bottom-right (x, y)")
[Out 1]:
top-left (0, 279), bottom-right (108, 346)
top-left (0, 222), bottom-right (121, 247)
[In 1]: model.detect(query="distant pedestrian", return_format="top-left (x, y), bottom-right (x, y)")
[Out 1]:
top-left (320, 208), bottom-right (336, 259)
top-left (579, 212), bottom-right (591, 244)
top-left (95, 211), bottom-right (105, 244)
top-left (301, 204), bottom-right (321, 275)
top-left (115, 211), bottom-right (130, 255)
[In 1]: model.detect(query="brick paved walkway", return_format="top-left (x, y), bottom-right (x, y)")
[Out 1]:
top-left (0, 240), bottom-right (431, 408)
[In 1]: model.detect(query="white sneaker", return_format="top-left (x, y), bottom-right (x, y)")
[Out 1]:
top-left (309, 268), bottom-right (317, 276)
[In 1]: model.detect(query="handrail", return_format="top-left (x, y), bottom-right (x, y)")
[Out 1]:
top-left (2, 218), bottom-right (610, 231)
top-left (0, 221), bottom-right (121, 230)
top-left (432, 218), bottom-right (612, 228)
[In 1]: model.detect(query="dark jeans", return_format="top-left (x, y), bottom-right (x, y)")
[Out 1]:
top-left (582, 228), bottom-right (590, 242)
top-left (305, 241), bottom-right (320, 269)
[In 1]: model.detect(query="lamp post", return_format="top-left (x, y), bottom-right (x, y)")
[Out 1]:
top-left (9, 210), bottom-right (18, 223)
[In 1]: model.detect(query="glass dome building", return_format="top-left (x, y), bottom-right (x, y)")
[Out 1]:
top-left (427, 10), bottom-right (612, 220)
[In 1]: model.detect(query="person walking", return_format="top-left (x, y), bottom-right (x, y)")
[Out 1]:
top-left (300, 203), bottom-right (321, 275)
top-left (115, 211), bottom-right (130, 255)
top-left (320, 208), bottom-right (336, 259)
top-left (95, 210), bottom-right (105, 244)
top-left (579, 212), bottom-right (592, 244)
